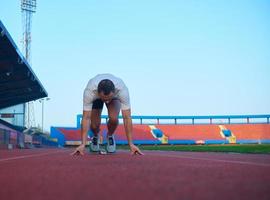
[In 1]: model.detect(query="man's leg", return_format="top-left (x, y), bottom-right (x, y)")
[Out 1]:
top-left (90, 109), bottom-right (102, 136)
top-left (89, 99), bottom-right (103, 152)
top-left (105, 99), bottom-right (120, 153)
top-left (106, 99), bottom-right (121, 135)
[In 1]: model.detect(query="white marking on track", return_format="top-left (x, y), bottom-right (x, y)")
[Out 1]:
top-left (147, 152), bottom-right (270, 167)
top-left (0, 149), bottom-right (69, 163)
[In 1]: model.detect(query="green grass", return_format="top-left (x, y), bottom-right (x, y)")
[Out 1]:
top-left (118, 144), bottom-right (270, 154)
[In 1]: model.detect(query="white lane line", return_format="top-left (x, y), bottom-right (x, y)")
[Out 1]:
top-left (148, 152), bottom-right (270, 167)
top-left (0, 149), bottom-right (70, 163)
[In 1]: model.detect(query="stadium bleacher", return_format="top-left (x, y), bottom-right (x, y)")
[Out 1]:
top-left (50, 114), bottom-right (270, 146)
top-left (0, 20), bottom-right (57, 149)
top-left (156, 124), bottom-right (227, 144)
top-left (226, 124), bottom-right (270, 144)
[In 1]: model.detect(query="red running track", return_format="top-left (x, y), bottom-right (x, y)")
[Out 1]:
top-left (0, 148), bottom-right (270, 200)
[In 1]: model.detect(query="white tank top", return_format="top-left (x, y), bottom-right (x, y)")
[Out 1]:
top-left (83, 74), bottom-right (131, 111)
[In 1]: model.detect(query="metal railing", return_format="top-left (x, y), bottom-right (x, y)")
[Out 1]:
top-left (76, 114), bottom-right (270, 127)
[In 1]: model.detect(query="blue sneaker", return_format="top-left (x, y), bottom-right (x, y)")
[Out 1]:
top-left (106, 135), bottom-right (116, 153)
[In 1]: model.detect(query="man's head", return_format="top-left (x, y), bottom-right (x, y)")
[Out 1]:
top-left (97, 79), bottom-right (115, 103)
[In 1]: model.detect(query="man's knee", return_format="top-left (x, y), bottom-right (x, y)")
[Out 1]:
top-left (90, 122), bottom-right (100, 134)
top-left (108, 117), bottom-right (119, 126)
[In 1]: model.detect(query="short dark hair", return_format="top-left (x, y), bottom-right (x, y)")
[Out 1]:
top-left (98, 79), bottom-right (115, 95)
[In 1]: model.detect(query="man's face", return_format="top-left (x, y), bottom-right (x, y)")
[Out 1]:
top-left (98, 91), bottom-right (114, 104)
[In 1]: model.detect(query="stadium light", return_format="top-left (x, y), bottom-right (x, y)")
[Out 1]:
top-left (39, 97), bottom-right (50, 133)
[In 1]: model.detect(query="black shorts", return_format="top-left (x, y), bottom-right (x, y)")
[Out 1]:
top-left (92, 98), bottom-right (118, 110)
top-left (92, 99), bottom-right (104, 110)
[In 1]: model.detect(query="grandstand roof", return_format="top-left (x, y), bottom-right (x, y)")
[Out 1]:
top-left (0, 118), bottom-right (25, 132)
top-left (0, 21), bottom-right (47, 109)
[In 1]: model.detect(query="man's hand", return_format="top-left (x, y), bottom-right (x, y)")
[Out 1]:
top-left (71, 144), bottom-right (85, 156)
top-left (129, 143), bottom-right (144, 155)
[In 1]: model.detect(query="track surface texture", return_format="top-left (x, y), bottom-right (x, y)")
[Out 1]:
top-left (1, 148), bottom-right (270, 200)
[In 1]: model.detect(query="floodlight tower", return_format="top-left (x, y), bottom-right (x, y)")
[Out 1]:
top-left (21, 0), bottom-right (37, 128)
top-left (21, 0), bottom-right (36, 61)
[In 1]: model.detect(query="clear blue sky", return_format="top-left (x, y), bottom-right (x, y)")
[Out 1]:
top-left (1, 0), bottom-right (270, 130)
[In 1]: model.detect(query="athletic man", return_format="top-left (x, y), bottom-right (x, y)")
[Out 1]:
top-left (72, 73), bottom-right (143, 155)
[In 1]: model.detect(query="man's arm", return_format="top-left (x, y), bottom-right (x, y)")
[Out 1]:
top-left (71, 110), bottom-right (91, 156)
top-left (81, 110), bottom-right (91, 145)
top-left (122, 109), bottom-right (144, 155)
top-left (122, 109), bottom-right (133, 145)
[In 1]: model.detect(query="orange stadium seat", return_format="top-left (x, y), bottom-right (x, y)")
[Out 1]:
top-left (156, 124), bottom-right (227, 144)
top-left (226, 124), bottom-right (270, 143)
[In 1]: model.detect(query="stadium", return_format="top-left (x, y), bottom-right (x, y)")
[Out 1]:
top-left (1, 1), bottom-right (270, 200)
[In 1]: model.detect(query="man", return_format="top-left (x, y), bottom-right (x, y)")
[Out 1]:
top-left (72, 73), bottom-right (143, 155)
